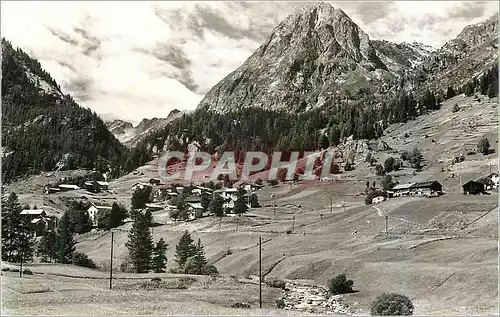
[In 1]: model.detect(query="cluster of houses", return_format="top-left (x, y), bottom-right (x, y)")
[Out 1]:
top-left (462, 173), bottom-right (499, 195)
top-left (129, 179), bottom-right (263, 222)
top-left (371, 172), bottom-right (499, 205)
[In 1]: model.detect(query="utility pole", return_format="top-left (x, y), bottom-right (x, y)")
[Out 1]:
top-left (385, 215), bottom-right (388, 237)
top-left (259, 236), bottom-right (262, 309)
top-left (109, 231), bottom-right (114, 290)
top-left (19, 250), bottom-right (23, 278)
top-left (330, 195), bottom-right (333, 214)
top-left (292, 216), bottom-right (295, 233)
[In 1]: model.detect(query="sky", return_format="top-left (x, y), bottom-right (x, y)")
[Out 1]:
top-left (1, 1), bottom-right (497, 124)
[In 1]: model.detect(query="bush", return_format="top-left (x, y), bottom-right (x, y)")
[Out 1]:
top-left (231, 302), bottom-right (250, 309)
top-left (384, 157), bottom-right (395, 173)
top-left (151, 277), bottom-right (161, 282)
top-left (120, 257), bottom-right (135, 273)
top-left (452, 104), bottom-right (460, 113)
top-left (23, 269), bottom-right (33, 275)
top-left (478, 137), bottom-right (490, 155)
top-left (370, 293), bottom-right (414, 315)
top-left (327, 274), bottom-right (354, 295)
top-left (276, 298), bottom-right (286, 309)
top-left (266, 278), bottom-right (286, 289)
top-left (202, 264), bottom-right (219, 276)
top-left (72, 252), bottom-right (97, 269)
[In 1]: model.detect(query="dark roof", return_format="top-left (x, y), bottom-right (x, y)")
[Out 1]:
top-left (410, 181), bottom-right (442, 188)
top-left (462, 180), bottom-right (484, 187)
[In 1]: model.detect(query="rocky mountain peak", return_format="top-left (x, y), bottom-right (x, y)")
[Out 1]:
top-left (197, 2), bottom-right (393, 113)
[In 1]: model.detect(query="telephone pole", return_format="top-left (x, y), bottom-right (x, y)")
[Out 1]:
top-left (385, 215), bottom-right (389, 237)
top-left (330, 196), bottom-right (333, 214)
top-left (259, 236), bottom-right (262, 309)
top-left (292, 216), bottom-right (295, 233)
top-left (109, 231), bottom-right (114, 289)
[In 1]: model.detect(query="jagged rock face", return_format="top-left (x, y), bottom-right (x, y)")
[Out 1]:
top-left (420, 15), bottom-right (498, 88)
top-left (198, 3), bottom-right (397, 113)
top-left (372, 40), bottom-right (435, 74)
top-left (106, 110), bottom-right (186, 148)
top-left (106, 119), bottom-right (133, 135)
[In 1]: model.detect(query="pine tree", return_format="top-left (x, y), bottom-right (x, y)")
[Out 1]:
top-left (37, 231), bottom-right (57, 262)
top-left (478, 137), bottom-right (491, 155)
top-left (125, 212), bottom-right (154, 273)
top-left (1, 193), bottom-right (34, 262)
top-left (131, 186), bottom-right (152, 210)
top-left (152, 238), bottom-right (168, 273)
top-left (208, 195), bottom-right (224, 217)
top-left (201, 194), bottom-right (211, 212)
top-left (233, 195), bottom-right (248, 215)
top-left (56, 212), bottom-right (76, 264)
top-left (184, 238), bottom-right (208, 275)
top-left (174, 230), bottom-right (196, 269)
top-left (144, 209), bottom-right (153, 227)
top-left (107, 202), bottom-right (128, 230)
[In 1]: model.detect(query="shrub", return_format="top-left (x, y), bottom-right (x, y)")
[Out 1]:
top-left (327, 274), bottom-right (354, 295)
top-left (266, 278), bottom-right (286, 289)
top-left (477, 137), bottom-right (490, 155)
top-left (400, 150), bottom-right (409, 161)
top-left (23, 269), bottom-right (33, 275)
top-left (276, 298), bottom-right (286, 309)
top-left (202, 264), bottom-right (219, 276)
top-left (120, 257), bottom-right (135, 273)
top-left (370, 293), bottom-right (414, 316)
top-left (268, 180), bottom-right (278, 186)
top-left (452, 104), bottom-right (460, 113)
top-left (72, 252), bottom-right (97, 269)
top-left (231, 302), bottom-right (250, 309)
top-left (151, 277), bottom-right (161, 282)
top-left (384, 157), bottom-right (395, 173)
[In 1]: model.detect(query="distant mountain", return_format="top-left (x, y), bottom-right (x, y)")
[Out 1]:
top-left (105, 109), bottom-right (184, 148)
top-left (371, 40), bottom-right (436, 74)
top-left (126, 2), bottom-right (497, 166)
top-left (1, 39), bottom-right (127, 182)
top-left (195, 3), bottom-right (440, 114)
top-left (418, 14), bottom-right (498, 90)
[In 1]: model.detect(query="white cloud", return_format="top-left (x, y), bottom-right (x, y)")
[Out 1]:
top-left (1, 1), bottom-right (497, 124)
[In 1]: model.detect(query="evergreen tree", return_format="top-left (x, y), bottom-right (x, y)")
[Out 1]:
top-left (208, 195), bottom-right (225, 217)
top-left (144, 209), bottom-right (153, 227)
top-left (382, 175), bottom-right (394, 191)
top-left (56, 212), bottom-right (76, 264)
top-left (384, 157), bottom-right (395, 173)
top-left (233, 195), bottom-right (249, 215)
top-left (184, 238), bottom-right (208, 275)
top-left (107, 202), bottom-right (128, 230)
top-left (131, 186), bottom-right (152, 210)
top-left (174, 230), bottom-right (196, 269)
top-left (478, 137), bottom-right (491, 155)
top-left (152, 238), bottom-right (168, 273)
top-left (409, 148), bottom-right (423, 170)
top-left (37, 231), bottom-right (57, 262)
top-left (125, 212), bottom-right (154, 273)
top-left (446, 86), bottom-right (456, 100)
top-left (1, 193), bottom-right (34, 262)
top-left (200, 194), bottom-right (211, 212)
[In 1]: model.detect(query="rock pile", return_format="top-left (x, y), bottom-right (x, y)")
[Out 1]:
top-left (278, 282), bottom-right (353, 315)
